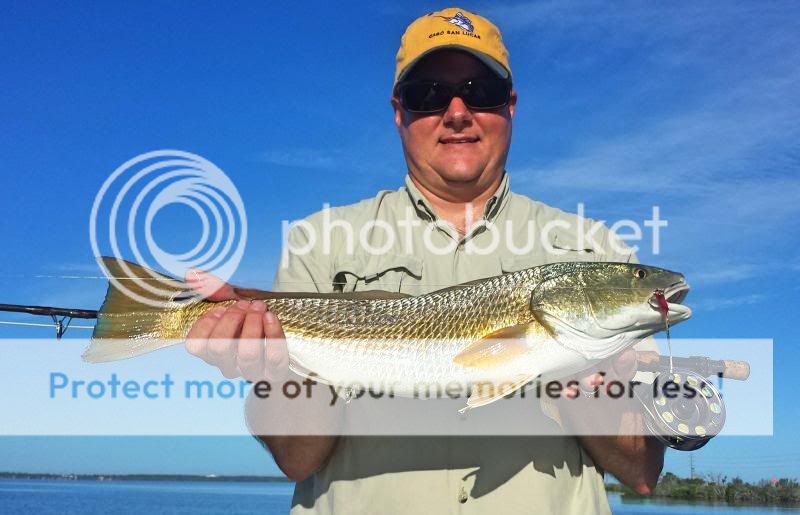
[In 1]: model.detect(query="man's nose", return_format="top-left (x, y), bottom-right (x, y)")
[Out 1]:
top-left (442, 95), bottom-right (473, 129)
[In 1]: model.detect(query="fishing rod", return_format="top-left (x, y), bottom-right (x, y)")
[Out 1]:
top-left (0, 303), bottom-right (97, 339)
top-left (637, 351), bottom-right (750, 381)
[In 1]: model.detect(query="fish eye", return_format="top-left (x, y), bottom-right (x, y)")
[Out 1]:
top-left (633, 268), bottom-right (647, 280)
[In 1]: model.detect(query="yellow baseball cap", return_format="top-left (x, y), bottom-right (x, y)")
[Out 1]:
top-left (394, 7), bottom-right (511, 85)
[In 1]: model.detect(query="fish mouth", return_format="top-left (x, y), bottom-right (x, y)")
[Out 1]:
top-left (649, 280), bottom-right (692, 320)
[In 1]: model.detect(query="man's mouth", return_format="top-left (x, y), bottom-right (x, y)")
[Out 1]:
top-left (439, 135), bottom-right (479, 144)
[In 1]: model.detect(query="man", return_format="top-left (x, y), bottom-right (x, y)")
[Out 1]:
top-left (185, 8), bottom-right (664, 513)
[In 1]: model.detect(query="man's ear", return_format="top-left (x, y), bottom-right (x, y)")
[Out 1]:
top-left (508, 89), bottom-right (517, 119)
top-left (390, 95), bottom-right (404, 130)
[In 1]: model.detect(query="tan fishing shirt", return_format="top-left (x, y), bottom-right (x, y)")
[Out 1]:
top-left (273, 173), bottom-right (643, 514)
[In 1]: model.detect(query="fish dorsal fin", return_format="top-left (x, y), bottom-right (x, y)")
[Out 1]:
top-left (233, 288), bottom-right (411, 301)
top-left (453, 324), bottom-right (532, 369)
top-left (461, 373), bottom-right (538, 413)
top-left (428, 274), bottom-right (504, 295)
top-left (337, 290), bottom-right (411, 300)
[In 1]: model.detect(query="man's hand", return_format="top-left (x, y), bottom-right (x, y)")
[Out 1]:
top-left (564, 348), bottom-right (638, 404)
top-left (184, 269), bottom-right (288, 382)
top-left (556, 349), bottom-right (666, 495)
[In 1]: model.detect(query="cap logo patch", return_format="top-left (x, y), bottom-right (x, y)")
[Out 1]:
top-left (438, 12), bottom-right (474, 32)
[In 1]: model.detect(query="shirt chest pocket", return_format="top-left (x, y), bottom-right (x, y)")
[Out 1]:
top-left (332, 255), bottom-right (424, 294)
top-left (542, 232), bottom-right (596, 264)
top-left (498, 235), bottom-right (595, 274)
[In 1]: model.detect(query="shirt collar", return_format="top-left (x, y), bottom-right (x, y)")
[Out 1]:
top-left (404, 172), bottom-right (511, 223)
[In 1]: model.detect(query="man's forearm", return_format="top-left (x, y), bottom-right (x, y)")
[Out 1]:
top-left (555, 392), bottom-right (666, 495)
top-left (577, 410), bottom-right (666, 495)
top-left (245, 379), bottom-right (344, 482)
top-left (256, 435), bottom-right (339, 482)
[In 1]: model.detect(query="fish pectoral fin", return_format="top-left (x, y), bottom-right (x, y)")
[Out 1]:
top-left (463, 373), bottom-right (538, 411)
top-left (452, 324), bottom-right (533, 369)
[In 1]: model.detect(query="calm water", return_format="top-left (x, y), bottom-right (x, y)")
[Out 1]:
top-left (607, 493), bottom-right (800, 514)
top-left (1, 480), bottom-right (798, 514)
top-left (0, 480), bottom-right (294, 514)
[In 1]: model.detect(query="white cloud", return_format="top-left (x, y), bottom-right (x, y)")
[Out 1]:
top-left (517, 66), bottom-right (800, 196)
top-left (693, 293), bottom-right (766, 312)
top-left (490, 1), bottom-right (800, 266)
top-left (257, 149), bottom-right (339, 170)
top-left (47, 262), bottom-right (104, 274)
top-left (690, 265), bottom-right (760, 285)
top-left (459, 7), bottom-right (798, 299)
top-left (493, 0), bottom-right (799, 202)
top-left (486, 1), bottom-right (797, 71)
top-left (256, 129), bottom-right (404, 177)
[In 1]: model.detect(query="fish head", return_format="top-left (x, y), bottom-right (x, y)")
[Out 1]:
top-left (530, 262), bottom-right (691, 359)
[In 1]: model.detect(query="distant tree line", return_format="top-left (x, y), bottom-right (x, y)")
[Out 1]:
top-left (607, 472), bottom-right (800, 505)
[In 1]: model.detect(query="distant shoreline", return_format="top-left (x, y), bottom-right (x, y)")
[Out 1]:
top-left (0, 472), bottom-right (292, 483)
top-left (606, 474), bottom-right (800, 506)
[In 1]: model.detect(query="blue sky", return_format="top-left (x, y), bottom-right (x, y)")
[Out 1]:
top-left (1, 2), bottom-right (798, 481)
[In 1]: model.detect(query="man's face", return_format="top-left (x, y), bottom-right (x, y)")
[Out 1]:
top-left (392, 50), bottom-right (516, 199)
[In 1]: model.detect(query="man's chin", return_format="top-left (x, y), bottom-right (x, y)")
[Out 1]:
top-left (434, 165), bottom-right (486, 185)
top-left (441, 173), bottom-right (482, 185)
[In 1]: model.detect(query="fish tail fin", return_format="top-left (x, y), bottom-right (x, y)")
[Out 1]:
top-left (82, 257), bottom-right (190, 363)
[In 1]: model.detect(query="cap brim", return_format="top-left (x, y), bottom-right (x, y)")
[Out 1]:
top-left (396, 45), bottom-right (510, 83)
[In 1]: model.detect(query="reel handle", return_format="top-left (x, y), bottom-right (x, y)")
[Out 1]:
top-left (636, 351), bottom-right (750, 380)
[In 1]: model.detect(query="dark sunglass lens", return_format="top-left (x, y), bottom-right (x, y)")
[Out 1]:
top-left (401, 82), bottom-right (451, 112)
top-left (463, 79), bottom-right (510, 109)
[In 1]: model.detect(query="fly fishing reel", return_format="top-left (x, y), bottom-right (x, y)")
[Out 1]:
top-left (635, 353), bottom-right (748, 451)
top-left (637, 370), bottom-right (725, 451)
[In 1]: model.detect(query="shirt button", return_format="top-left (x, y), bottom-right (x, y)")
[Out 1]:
top-left (457, 486), bottom-right (468, 504)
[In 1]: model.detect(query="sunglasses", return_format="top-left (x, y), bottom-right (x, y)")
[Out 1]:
top-left (396, 77), bottom-right (512, 113)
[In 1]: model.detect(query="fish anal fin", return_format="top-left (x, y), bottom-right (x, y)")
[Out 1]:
top-left (453, 324), bottom-right (533, 369)
top-left (463, 373), bottom-right (538, 411)
top-left (287, 356), bottom-right (330, 386)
